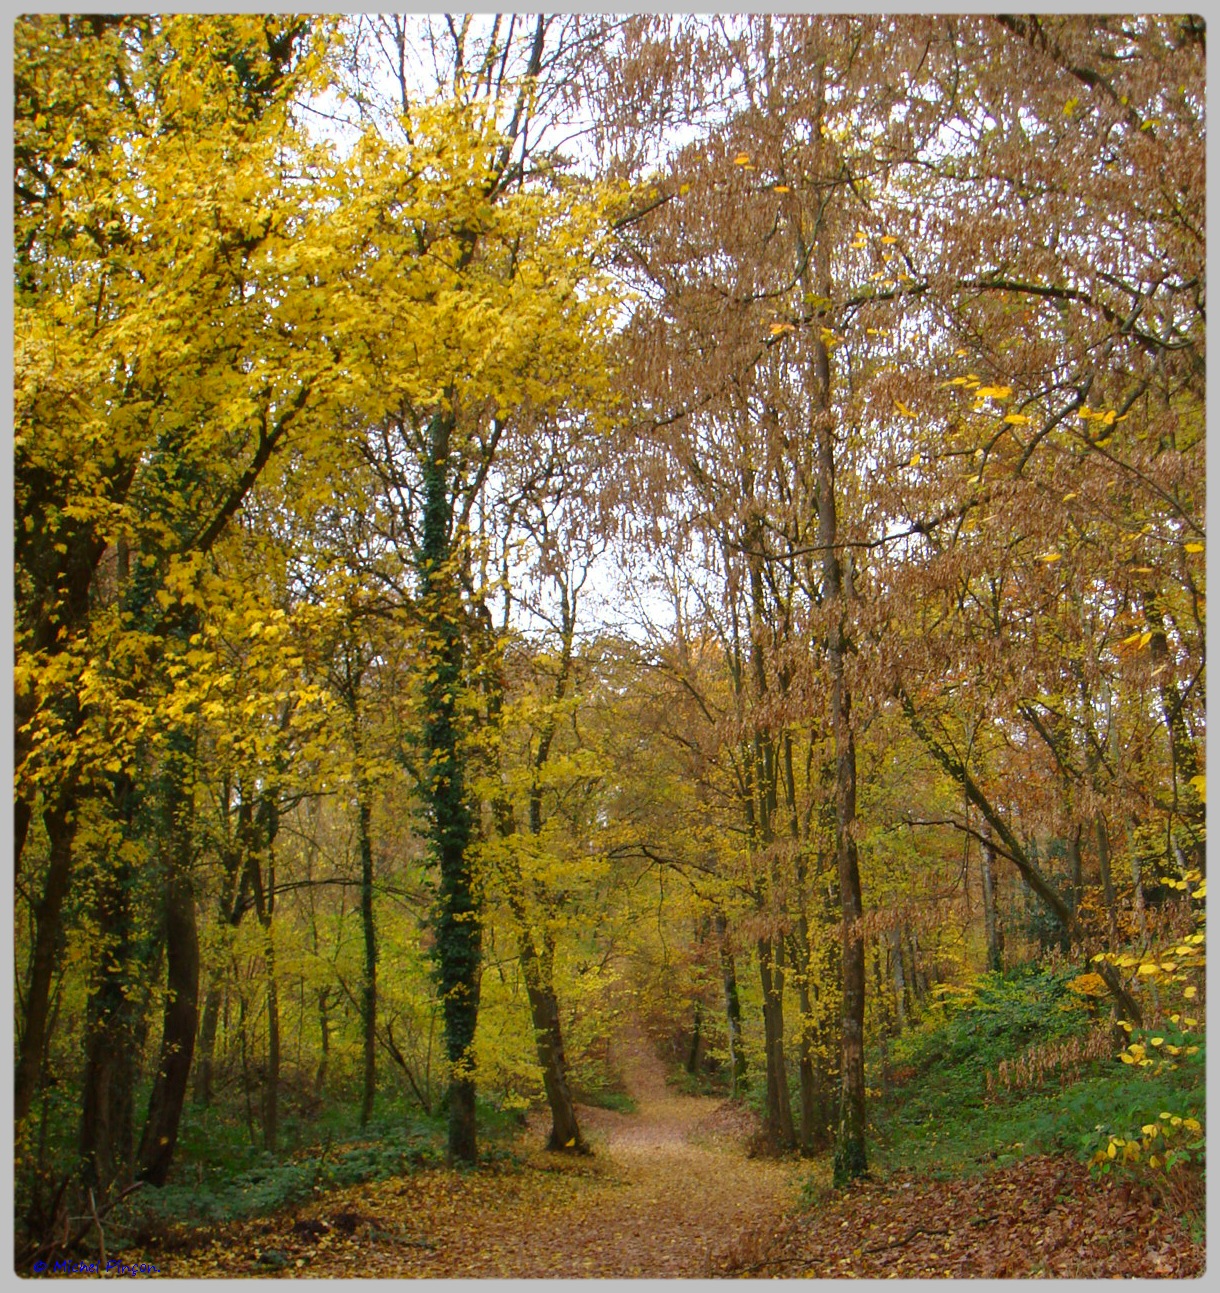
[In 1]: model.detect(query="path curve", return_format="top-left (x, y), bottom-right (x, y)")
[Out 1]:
top-left (157, 1026), bottom-right (801, 1279)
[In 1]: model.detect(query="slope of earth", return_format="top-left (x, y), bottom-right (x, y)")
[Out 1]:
top-left (724, 1153), bottom-right (1205, 1279)
top-left (148, 1028), bottom-right (803, 1278)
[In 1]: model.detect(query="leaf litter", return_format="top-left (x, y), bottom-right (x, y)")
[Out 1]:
top-left (144, 1035), bottom-right (1203, 1279)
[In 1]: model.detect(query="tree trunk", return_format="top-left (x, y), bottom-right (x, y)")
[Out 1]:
top-left (137, 820), bottom-right (200, 1184)
top-left (1059, 824), bottom-right (1083, 953)
top-left (523, 933), bottom-right (587, 1153)
top-left (15, 792), bottom-right (77, 1132)
top-left (830, 661), bottom-right (867, 1187)
top-left (715, 912), bottom-right (747, 1096)
top-left (686, 1002), bottom-right (703, 1075)
top-left (890, 927), bottom-right (909, 1029)
top-left (15, 794), bottom-right (32, 879)
top-left (263, 940), bottom-right (279, 1153)
top-left (193, 983), bottom-right (222, 1106)
top-left (1095, 814), bottom-right (1119, 952)
top-left (980, 831), bottom-right (1003, 973)
top-left (357, 793), bottom-right (377, 1128)
top-left (757, 936), bottom-right (796, 1151)
top-left (316, 988), bottom-right (331, 1096)
top-left (1141, 588), bottom-right (1205, 870)
top-left (419, 408), bottom-right (480, 1166)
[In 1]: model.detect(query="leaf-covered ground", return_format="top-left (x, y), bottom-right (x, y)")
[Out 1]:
top-left (725, 1155), bottom-right (1205, 1279)
top-left (139, 1035), bottom-right (1203, 1279)
top-left (149, 1031), bottom-right (801, 1278)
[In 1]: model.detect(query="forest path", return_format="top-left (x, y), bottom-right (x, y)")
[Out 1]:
top-left (158, 1024), bottom-right (800, 1278)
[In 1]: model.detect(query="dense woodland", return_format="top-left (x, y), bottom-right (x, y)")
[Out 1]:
top-left (13, 13), bottom-right (1205, 1274)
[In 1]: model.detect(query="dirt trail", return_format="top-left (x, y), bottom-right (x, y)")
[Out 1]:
top-left (156, 1027), bottom-right (800, 1279)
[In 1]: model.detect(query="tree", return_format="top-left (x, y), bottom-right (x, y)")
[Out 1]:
top-left (14, 14), bottom-right (337, 1185)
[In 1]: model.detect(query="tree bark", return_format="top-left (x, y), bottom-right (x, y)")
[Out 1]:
top-left (137, 840), bottom-right (199, 1181)
top-left (1095, 814), bottom-right (1119, 953)
top-left (757, 936), bottom-right (796, 1151)
top-left (715, 911), bottom-right (747, 1096)
top-left (193, 984), bottom-right (222, 1107)
top-left (980, 831), bottom-right (1004, 974)
top-left (357, 793), bottom-right (377, 1128)
top-left (15, 792), bottom-right (78, 1131)
top-left (263, 941), bottom-right (280, 1153)
top-left (523, 932), bottom-right (587, 1152)
top-left (686, 1002), bottom-right (703, 1075)
top-left (419, 407), bottom-right (480, 1166)
top-left (80, 780), bottom-right (143, 1195)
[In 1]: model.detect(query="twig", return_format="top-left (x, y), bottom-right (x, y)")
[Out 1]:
top-left (864, 1224), bottom-right (950, 1252)
top-left (88, 1188), bottom-right (105, 1270)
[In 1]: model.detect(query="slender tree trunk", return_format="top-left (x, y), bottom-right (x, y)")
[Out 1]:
top-left (757, 937), bottom-right (796, 1151)
top-left (316, 988), bottom-right (331, 1096)
top-left (1095, 814), bottom-right (1120, 952)
top-left (263, 941), bottom-right (279, 1153)
top-left (193, 984), bottom-right (222, 1106)
top-left (790, 47), bottom-right (867, 1185)
top-left (1060, 824), bottom-right (1083, 953)
top-left (686, 1002), bottom-right (703, 1075)
top-left (138, 851), bottom-right (199, 1181)
top-left (15, 793), bottom-right (77, 1132)
top-left (890, 927), bottom-right (909, 1029)
top-left (486, 581), bottom-right (586, 1156)
top-left (830, 657), bottom-right (866, 1186)
top-left (138, 743), bottom-right (200, 1185)
top-left (715, 912), bottom-right (747, 1096)
top-left (980, 831), bottom-right (1003, 974)
top-left (794, 971), bottom-right (820, 1155)
top-left (357, 794), bottom-right (377, 1128)
top-left (1141, 589), bottom-right (1205, 870)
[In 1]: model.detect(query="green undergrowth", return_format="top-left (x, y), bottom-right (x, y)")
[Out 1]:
top-left (866, 965), bottom-right (1205, 1179)
top-left (579, 1088), bottom-right (639, 1113)
top-left (115, 1093), bottom-right (529, 1238)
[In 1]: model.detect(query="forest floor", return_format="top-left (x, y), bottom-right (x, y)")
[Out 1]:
top-left (151, 1027), bottom-right (802, 1278)
top-left (145, 1029), bottom-right (1205, 1279)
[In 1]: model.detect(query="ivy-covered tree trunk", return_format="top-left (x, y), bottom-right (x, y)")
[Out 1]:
top-left (80, 776), bottom-right (143, 1195)
top-left (138, 745), bottom-right (200, 1185)
top-left (419, 408), bottom-right (481, 1165)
